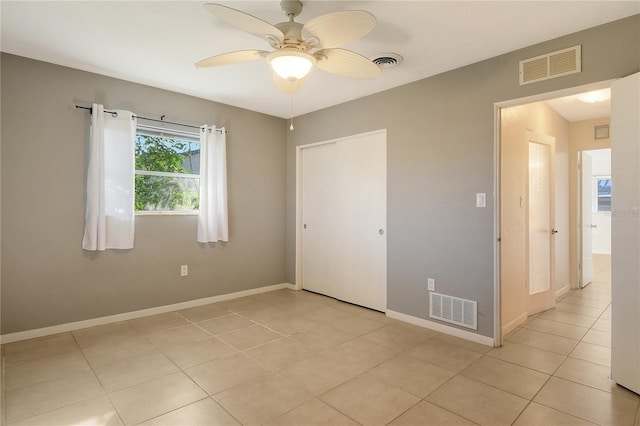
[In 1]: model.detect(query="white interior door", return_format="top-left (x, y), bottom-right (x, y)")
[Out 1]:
top-left (336, 132), bottom-right (387, 311)
top-left (580, 151), bottom-right (594, 288)
top-left (611, 72), bottom-right (640, 394)
top-left (301, 142), bottom-right (338, 297)
top-left (527, 133), bottom-right (556, 315)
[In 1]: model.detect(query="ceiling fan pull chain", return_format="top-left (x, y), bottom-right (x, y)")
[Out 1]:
top-left (290, 94), bottom-right (295, 131)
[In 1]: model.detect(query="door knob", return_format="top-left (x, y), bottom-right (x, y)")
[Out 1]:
top-left (303, 224), bottom-right (307, 229)
top-left (379, 229), bottom-right (384, 235)
top-left (590, 224), bottom-right (598, 229)
top-left (551, 229), bottom-right (559, 234)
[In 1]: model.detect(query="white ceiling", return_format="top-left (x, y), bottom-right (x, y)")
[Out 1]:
top-left (545, 89), bottom-right (611, 122)
top-left (1, 1), bottom-right (637, 119)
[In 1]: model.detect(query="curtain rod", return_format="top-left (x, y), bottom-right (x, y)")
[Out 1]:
top-left (74, 105), bottom-right (228, 134)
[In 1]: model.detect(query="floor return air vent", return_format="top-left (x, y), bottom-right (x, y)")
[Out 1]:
top-left (429, 292), bottom-right (477, 330)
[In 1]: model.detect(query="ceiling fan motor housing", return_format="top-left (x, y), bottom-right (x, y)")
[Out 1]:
top-left (274, 21), bottom-right (307, 50)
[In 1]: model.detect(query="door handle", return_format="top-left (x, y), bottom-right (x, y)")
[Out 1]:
top-left (551, 229), bottom-right (559, 234)
top-left (590, 224), bottom-right (598, 229)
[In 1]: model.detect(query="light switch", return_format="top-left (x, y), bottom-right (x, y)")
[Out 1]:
top-left (476, 193), bottom-right (486, 208)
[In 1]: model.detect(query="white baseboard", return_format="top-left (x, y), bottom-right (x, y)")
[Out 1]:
top-left (555, 283), bottom-right (571, 299)
top-left (502, 312), bottom-right (528, 337)
top-left (286, 282), bottom-right (300, 290)
top-left (0, 283), bottom-right (292, 344)
top-left (386, 309), bottom-right (495, 347)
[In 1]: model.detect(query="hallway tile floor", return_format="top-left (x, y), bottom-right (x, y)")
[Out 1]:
top-left (1, 256), bottom-right (638, 425)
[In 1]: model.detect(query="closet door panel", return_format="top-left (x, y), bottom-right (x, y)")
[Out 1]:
top-left (336, 132), bottom-right (387, 311)
top-left (301, 142), bottom-right (338, 297)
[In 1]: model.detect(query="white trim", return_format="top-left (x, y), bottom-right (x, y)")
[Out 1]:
top-left (494, 80), bottom-right (615, 110)
top-left (502, 312), bottom-right (528, 337)
top-left (285, 282), bottom-right (299, 291)
top-left (493, 103), bottom-right (502, 347)
top-left (294, 143), bottom-right (303, 291)
top-left (136, 210), bottom-right (199, 216)
top-left (135, 170), bottom-right (200, 179)
top-left (0, 283), bottom-right (290, 344)
top-left (386, 309), bottom-right (495, 347)
top-left (555, 283), bottom-right (571, 299)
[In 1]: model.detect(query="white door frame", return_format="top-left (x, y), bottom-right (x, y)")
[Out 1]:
top-left (493, 80), bottom-right (614, 346)
top-left (578, 150), bottom-right (594, 288)
top-left (294, 129), bottom-right (387, 294)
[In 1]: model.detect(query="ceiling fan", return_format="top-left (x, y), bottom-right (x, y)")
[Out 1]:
top-left (196, 1), bottom-right (381, 94)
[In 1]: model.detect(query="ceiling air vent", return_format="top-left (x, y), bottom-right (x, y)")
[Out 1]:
top-left (371, 53), bottom-right (403, 69)
top-left (519, 45), bottom-right (581, 85)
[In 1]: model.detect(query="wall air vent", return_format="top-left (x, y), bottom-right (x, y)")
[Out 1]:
top-left (594, 124), bottom-right (610, 140)
top-left (429, 292), bottom-right (477, 330)
top-left (519, 45), bottom-right (581, 85)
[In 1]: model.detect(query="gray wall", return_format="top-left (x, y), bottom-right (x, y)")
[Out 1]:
top-left (1, 54), bottom-right (287, 334)
top-left (286, 15), bottom-right (640, 338)
top-left (2, 15), bottom-right (638, 338)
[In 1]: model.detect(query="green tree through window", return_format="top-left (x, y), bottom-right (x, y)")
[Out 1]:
top-left (134, 134), bottom-right (200, 211)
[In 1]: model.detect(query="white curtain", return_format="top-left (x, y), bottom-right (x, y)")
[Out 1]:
top-left (82, 104), bottom-right (136, 251)
top-left (197, 125), bottom-right (228, 242)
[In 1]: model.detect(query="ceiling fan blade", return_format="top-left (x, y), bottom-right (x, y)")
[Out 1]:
top-left (302, 10), bottom-right (376, 48)
top-left (315, 48), bottom-right (381, 79)
top-left (196, 50), bottom-right (268, 68)
top-left (273, 73), bottom-right (306, 95)
top-left (204, 3), bottom-right (284, 43)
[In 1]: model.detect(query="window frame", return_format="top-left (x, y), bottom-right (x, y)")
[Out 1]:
top-left (134, 125), bottom-right (201, 216)
top-left (592, 175), bottom-right (612, 213)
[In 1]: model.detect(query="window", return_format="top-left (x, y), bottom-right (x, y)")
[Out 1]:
top-left (134, 129), bottom-right (200, 213)
top-left (596, 177), bottom-right (611, 212)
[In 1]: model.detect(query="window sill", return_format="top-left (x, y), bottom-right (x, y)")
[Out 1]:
top-left (136, 210), bottom-right (199, 216)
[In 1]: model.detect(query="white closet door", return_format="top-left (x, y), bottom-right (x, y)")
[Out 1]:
top-left (336, 132), bottom-right (387, 311)
top-left (301, 142), bottom-right (338, 297)
top-left (299, 130), bottom-right (387, 311)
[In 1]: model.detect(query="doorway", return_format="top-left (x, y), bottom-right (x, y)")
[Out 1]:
top-left (497, 82), bottom-right (612, 341)
top-left (578, 149), bottom-right (612, 289)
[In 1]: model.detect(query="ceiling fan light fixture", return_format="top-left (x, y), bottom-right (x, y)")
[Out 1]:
top-left (268, 50), bottom-right (316, 81)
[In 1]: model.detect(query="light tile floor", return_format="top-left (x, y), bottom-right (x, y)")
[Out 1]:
top-left (1, 255), bottom-right (638, 425)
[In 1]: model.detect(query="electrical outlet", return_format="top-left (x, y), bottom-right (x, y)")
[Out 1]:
top-left (427, 278), bottom-right (435, 292)
top-left (180, 265), bottom-right (188, 277)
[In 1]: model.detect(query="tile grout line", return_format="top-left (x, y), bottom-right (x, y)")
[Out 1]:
top-left (488, 284), bottom-right (614, 425)
top-left (5, 332), bottom-right (128, 426)
top-left (4, 284), bottom-right (631, 426)
top-left (513, 286), bottom-right (618, 425)
top-left (129, 312), bottom-right (244, 425)
top-left (70, 331), bottom-right (129, 426)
